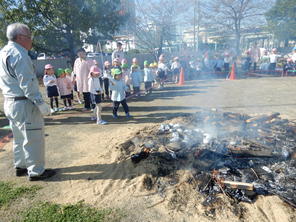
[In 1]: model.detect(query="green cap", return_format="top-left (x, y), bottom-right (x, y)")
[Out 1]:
top-left (64, 68), bottom-right (72, 74)
top-left (56, 68), bottom-right (64, 77)
top-left (111, 68), bottom-right (122, 76)
top-left (144, 60), bottom-right (149, 66)
top-left (121, 63), bottom-right (129, 69)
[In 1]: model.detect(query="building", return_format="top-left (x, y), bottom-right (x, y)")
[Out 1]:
top-left (182, 26), bottom-right (275, 51)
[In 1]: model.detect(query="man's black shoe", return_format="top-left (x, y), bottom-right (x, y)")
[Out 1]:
top-left (16, 168), bottom-right (28, 177)
top-left (28, 169), bottom-right (56, 181)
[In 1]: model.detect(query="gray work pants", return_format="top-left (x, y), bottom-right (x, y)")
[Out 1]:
top-left (4, 99), bottom-right (45, 177)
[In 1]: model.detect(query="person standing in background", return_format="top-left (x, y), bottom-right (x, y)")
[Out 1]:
top-left (268, 48), bottom-right (281, 72)
top-left (249, 43), bottom-right (260, 71)
top-left (112, 42), bottom-right (125, 63)
top-left (73, 48), bottom-right (94, 110)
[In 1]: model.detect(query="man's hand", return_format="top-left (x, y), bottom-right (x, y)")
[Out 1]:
top-left (37, 103), bottom-right (51, 116)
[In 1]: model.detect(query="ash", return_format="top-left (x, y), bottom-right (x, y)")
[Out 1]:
top-left (125, 110), bottom-right (296, 208)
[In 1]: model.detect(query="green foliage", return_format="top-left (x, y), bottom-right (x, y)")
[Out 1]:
top-left (0, 0), bottom-right (127, 56)
top-left (0, 181), bottom-right (41, 207)
top-left (266, 0), bottom-right (296, 41)
top-left (22, 202), bottom-right (123, 222)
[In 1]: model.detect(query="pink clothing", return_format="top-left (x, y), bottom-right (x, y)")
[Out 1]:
top-left (56, 76), bottom-right (73, 96)
top-left (73, 58), bottom-right (95, 92)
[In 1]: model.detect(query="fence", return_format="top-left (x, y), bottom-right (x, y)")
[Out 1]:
top-left (33, 58), bottom-right (70, 77)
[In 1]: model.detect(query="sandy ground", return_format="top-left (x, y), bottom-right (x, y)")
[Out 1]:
top-left (0, 77), bottom-right (296, 222)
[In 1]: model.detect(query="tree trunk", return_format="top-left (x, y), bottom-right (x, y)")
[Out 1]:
top-left (65, 31), bottom-right (76, 66)
top-left (157, 27), bottom-right (164, 59)
top-left (235, 32), bottom-right (241, 56)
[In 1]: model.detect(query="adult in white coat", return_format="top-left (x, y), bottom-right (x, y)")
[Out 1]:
top-left (0, 23), bottom-right (55, 181)
top-left (73, 48), bottom-right (94, 110)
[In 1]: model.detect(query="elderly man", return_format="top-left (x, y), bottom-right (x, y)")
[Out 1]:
top-left (0, 23), bottom-right (55, 181)
top-left (73, 48), bottom-right (94, 110)
top-left (111, 42), bottom-right (125, 63)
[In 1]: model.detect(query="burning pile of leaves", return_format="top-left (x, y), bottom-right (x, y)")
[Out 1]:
top-left (120, 110), bottom-right (296, 209)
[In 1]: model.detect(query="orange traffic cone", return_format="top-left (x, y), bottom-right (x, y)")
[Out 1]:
top-left (178, 67), bottom-right (185, 85)
top-left (228, 64), bottom-right (236, 80)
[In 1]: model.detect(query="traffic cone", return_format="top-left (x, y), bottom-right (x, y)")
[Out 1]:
top-left (178, 67), bottom-right (185, 85)
top-left (228, 64), bottom-right (236, 80)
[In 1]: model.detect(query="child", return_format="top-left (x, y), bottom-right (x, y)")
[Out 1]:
top-left (64, 68), bottom-right (74, 101)
top-left (282, 58), bottom-right (295, 77)
top-left (121, 63), bottom-right (132, 97)
top-left (71, 70), bottom-right (82, 104)
top-left (43, 64), bottom-right (59, 113)
top-left (131, 65), bottom-right (142, 95)
top-left (122, 58), bottom-right (128, 67)
top-left (157, 55), bottom-right (168, 88)
top-left (109, 68), bottom-right (131, 119)
top-left (171, 57), bottom-right (181, 83)
top-left (132, 57), bottom-right (138, 67)
top-left (56, 68), bottom-right (73, 110)
top-left (151, 62), bottom-right (158, 87)
top-left (88, 65), bottom-right (107, 125)
top-left (269, 48), bottom-right (281, 71)
top-left (112, 58), bottom-right (122, 70)
top-left (143, 61), bottom-right (154, 94)
top-left (102, 61), bottom-right (112, 100)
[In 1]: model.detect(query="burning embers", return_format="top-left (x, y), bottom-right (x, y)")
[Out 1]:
top-left (127, 110), bottom-right (296, 208)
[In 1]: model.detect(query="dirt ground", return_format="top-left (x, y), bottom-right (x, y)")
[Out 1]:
top-left (0, 77), bottom-right (296, 222)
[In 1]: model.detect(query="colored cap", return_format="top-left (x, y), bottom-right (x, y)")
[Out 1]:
top-left (89, 65), bottom-right (100, 74)
top-left (121, 63), bottom-right (129, 69)
top-left (56, 68), bottom-right (64, 77)
top-left (64, 68), bottom-right (72, 74)
top-left (149, 63), bottom-right (154, 68)
top-left (144, 61), bottom-right (149, 66)
top-left (44, 64), bottom-right (53, 69)
top-left (104, 61), bottom-right (111, 66)
top-left (111, 68), bottom-right (122, 76)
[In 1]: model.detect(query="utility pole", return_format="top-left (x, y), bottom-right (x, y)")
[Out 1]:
top-left (193, 0), bottom-right (200, 54)
top-left (193, 0), bottom-right (197, 52)
top-left (197, 0), bottom-right (200, 52)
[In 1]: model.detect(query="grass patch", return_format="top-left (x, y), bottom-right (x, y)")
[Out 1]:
top-left (0, 181), bottom-right (41, 207)
top-left (22, 202), bottom-right (123, 222)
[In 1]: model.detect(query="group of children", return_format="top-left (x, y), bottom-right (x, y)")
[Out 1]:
top-left (43, 64), bottom-right (74, 112)
top-left (43, 57), bottom-right (162, 125)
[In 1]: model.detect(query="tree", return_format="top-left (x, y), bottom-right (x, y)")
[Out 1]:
top-left (133, 0), bottom-right (188, 58)
top-left (0, 0), bottom-right (126, 61)
top-left (204, 0), bottom-right (270, 55)
top-left (266, 0), bottom-right (296, 46)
